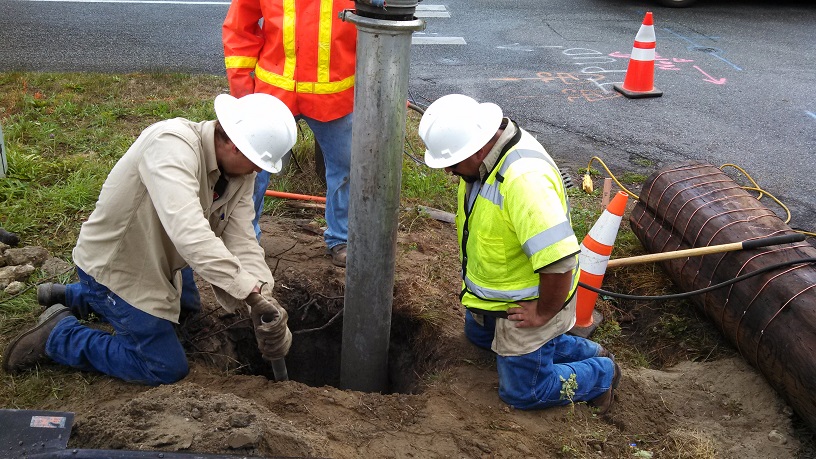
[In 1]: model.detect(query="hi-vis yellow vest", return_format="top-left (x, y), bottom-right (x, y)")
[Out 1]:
top-left (456, 129), bottom-right (580, 313)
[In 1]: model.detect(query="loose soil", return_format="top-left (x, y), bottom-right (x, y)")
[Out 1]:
top-left (31, 213), bottom-right (807, 458)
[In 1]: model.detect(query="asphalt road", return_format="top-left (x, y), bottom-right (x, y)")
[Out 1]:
top-left (0, 0), bottom-right (226, 74)
top-left (410, 0), bottom-right (816, 231)
top-left (0, 0), bottom-right (814, 230)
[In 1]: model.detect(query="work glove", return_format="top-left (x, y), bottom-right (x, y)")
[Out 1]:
top-left (246, 293), bottom-right (292, 361)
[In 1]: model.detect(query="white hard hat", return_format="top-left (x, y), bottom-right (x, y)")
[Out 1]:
top-left (214, 93), bottom-right (297, 173)
top-left (418, 94), bottom-right (503, 169)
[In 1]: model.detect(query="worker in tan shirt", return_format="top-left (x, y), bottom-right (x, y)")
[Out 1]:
top-left (2, 93), bottom-right (295, 385)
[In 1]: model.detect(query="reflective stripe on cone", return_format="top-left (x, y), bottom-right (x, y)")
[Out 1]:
top-left (614, 12), bottom-right (663, 98)
top-left (575, 191), bottom-right (629, 328)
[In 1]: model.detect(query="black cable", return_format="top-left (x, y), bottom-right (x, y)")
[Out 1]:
top-left (404, 98), bottom-right (428, 166)
top-left (407, 100), bottom-right (426, 115)
top-left (580, 258), bottom-right (816, 301)
top-left (403, 151), bottom-right (426, 165)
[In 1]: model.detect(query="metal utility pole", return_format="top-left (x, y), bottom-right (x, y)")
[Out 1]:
top-left (340, 1), bottom-right (424, 393)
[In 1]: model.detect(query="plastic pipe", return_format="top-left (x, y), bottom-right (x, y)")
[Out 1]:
top-left (264, 190), bottom-right (326, 203)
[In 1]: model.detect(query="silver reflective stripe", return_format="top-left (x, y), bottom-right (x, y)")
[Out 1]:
top-left (464, 276), bottom-right (539, 301)
top-left (475, 148), bottom-right (556, 210)
top-left (498, 149), bottom-right (558, 177)
top-left (522, 220), bottom-right (575, 257)
top-left (484, 148), bottom-right (566, 213)
top-left (466, 181), bottom-right (480, 212)
top-left (479, 181), bottom-right (503, 207)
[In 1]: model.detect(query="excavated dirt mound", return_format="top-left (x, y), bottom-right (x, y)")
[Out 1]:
top-left (40, 214), bottom-right (803, 458)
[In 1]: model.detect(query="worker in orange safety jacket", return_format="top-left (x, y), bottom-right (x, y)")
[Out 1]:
top-left (223, 0), bottom-right (356, 267)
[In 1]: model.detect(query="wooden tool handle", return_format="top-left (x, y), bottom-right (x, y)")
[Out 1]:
top-left (606, 233), bottom-right (806, 268)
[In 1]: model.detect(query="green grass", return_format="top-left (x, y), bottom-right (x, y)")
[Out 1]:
top-left (0, 72), bottom-right (227, 257)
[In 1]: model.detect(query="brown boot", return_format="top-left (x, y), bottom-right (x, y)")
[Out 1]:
top-left (2, 305), bottom-right (72, 373)
top-left (328, 244), bottom-right (347, 268)
top-left (589, 360), bottom-right (621, 415)
top-left (37, 283), bottom-right (67, 307)
top-left (597, 346), bottom-right (615, 361)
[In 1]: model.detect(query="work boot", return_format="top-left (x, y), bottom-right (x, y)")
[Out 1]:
top-left (328, 244), bottom-right (347, 268)
top-left (589, 360), bottom-right (621, 415)
top-left (37, 283), bottom-right (67, 307)
top-left (2, 305), bottom-right (72, 373)
top-left (597, 346), bottom-right (616, 361)
top-left (0, 227), bottom-right (20, 247)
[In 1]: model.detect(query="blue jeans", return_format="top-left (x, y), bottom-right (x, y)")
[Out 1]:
top-left (464, 309), bottom-right (615, 410)
top-left (179, 266), bottom-right (201, 314)
top-left (252, 113), bottom-right (352, 249)
top-left (45, 268), bottom-right (189, 385)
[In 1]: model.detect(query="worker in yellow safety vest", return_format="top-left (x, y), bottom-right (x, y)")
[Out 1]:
top-left (223, 0), bottom-right (355, 267)
top-left (419, 94), bottom-right (622, 413)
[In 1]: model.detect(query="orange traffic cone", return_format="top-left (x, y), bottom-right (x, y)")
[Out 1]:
top-left (614, 12), bottom-right (663, 99)
top-left (572, 191), bottom-right (629, 336)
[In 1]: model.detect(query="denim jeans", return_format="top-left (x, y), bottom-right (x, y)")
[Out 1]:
top-left (46, 268), bottom-right (189, 385)
top-left (464, 309), bottom-right (615, 410)
top-left (179, 266), bottom-right (201, 314)
top-left (252, 113), bottom-right (352, 249)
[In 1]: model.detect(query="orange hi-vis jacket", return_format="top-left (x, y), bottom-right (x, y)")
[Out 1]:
top-left (223, 0), bottom-right (356, 122)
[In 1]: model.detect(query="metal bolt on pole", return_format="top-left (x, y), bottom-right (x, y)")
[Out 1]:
top-left (339, 1), bottom-right (424, 393)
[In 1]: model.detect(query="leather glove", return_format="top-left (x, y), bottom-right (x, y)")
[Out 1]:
top-left (246, 293), bottom-right (292, 361)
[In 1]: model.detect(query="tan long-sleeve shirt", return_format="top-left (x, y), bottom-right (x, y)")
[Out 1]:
top-left (72, 118), bottom-right (273, 323)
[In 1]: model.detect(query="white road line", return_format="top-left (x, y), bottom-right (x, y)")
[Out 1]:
top-left (415, 11), bottom-right (450, 18)
top-left (20, 0), bottom-right (452, 6)
top-left (20, 0), bottom-right (466, 45)
top-left (20, 0), bottom-right (230, 4)
top-left (412, 36), bottom-right (466, 45)
top-left (416, 4), bottom-right (450, 18)
top-left (415, 6), bottom-right (462, 44)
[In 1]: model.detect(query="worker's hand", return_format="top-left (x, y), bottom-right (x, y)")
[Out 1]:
top-left (246, 293), bottom-right (292, 360)
top-left (506, 299), bottom-right (557, 328)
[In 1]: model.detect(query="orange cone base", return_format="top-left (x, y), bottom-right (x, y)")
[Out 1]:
top-left (569, 309), bottom-right (604, 339)
top-left (614, 83), bottom-right (663, 99)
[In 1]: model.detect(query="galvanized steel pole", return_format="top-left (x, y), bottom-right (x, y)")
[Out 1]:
top-left (339, 2), bottom-right (424, 393)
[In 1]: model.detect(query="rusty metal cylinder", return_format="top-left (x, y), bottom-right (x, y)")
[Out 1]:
top-left (630, 162), bottom-right (816, 429)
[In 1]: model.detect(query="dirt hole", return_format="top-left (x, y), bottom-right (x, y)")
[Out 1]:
top-left (180, 278), bottom-right (435, 395)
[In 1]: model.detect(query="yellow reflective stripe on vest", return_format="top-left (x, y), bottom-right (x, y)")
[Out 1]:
top-left (317, 0), bottom-right (333, 82)
top-left (256, 65), bottom-right (296, 92)
top-left (253, 0), bottom-right (354, 95)
top-left (224, 56), bottom-right (258, 69)
top-left (255, 68), bottom-right (355, 94)
top-left (282, 0), bottom-right (296, 79)
top-left (296, 75), bottom-right (355, 94)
